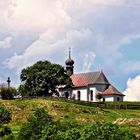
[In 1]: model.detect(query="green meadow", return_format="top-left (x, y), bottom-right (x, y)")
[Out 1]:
top-left (0, 98), bottom-right (140, 138)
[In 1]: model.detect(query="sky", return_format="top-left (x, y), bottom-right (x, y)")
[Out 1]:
top-left (0, 0), bottom-right (140, 101)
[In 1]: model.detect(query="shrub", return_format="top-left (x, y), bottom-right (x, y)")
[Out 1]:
top-left (18, 108), bottom-right (52, 140)
top-left (0, 85), bottom-right (17, 100)
top-left (96, 93), bottom-right (103, 101)
top-left (0, 104), bottom-right (14, 140)
top-left (80, 123), bottom-right (137, 140)
top-left (18, 108), bottom-right (138, 140)
top-left (0, 104), bottom-right (11, 124)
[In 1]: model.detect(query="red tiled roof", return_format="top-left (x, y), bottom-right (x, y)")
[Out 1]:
top-left (101, 85), bottom-right (125, 96)
top-left (71, 71), bottom-right (110, 87)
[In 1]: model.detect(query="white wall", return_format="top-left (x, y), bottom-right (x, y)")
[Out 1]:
top-left (89, 87), bottom-right (97, 102)
top-left (102, 95), bottom-right (114, 101)
top-left (102, 95), bottom-right (124, 102)
top-left (113, 95), bottom-right (124, 101)
top-left (72, 88), bottom-right (88, 101)
top-left (59, 86), bottom-right (124, 102)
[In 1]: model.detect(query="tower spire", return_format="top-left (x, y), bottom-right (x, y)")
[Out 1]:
top-left (69, 47), bottom-right (71, 59)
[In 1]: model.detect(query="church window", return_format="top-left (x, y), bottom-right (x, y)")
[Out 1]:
top-left (117, 97), bottom-right (120, 101)
top-left (77, 91), bottom-right (80, 100)
top-left (90, 90), bottom-right (93, 101)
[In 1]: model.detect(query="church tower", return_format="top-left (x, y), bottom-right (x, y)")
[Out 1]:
top-left (65, 48), bottom-right (74, 76)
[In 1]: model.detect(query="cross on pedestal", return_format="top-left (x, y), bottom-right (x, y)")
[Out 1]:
top-left (7, 77), bottom-right (11, 88)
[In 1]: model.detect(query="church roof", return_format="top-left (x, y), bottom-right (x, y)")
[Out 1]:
top-left (101, 85), bottom-right (125, 96)
top-left (71, 71), bottom-right (110, 87)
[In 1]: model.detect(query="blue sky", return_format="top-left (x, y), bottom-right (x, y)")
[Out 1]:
top-left (0, 0), bottom-right (140, 101)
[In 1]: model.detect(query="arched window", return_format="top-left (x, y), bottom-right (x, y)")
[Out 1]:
top-left (90, 90), bottom-right (93, 101)
top-left (77, 91), bottom-right (80, 100)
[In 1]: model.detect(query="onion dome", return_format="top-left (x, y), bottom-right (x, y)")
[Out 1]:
top-left (65, 48), bottom-right (74, 65)
top-left (65, 58), bottom-right (74, 65)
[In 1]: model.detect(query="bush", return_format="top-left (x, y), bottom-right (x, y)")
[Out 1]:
top-left (0, 104), bottom-right (14, 140)
top-left (18, 108), bottom-right (138, 140)
top-left (0, 85), bottom-right (17, 100)
top-left (18, 108), bottom-right (52, 140)
top-left (96, 93), bottom-right (103, 101)
top-left (0, 104), bottom-right (11, 124)
top-left (80, 123), bottom-right (137, 140)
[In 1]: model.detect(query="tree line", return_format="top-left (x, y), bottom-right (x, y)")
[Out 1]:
top-left (0, 60), bottom-right (72, 99)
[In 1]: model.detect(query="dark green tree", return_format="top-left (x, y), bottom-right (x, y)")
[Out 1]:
top-left (19, 60), bottom-right (72, 96)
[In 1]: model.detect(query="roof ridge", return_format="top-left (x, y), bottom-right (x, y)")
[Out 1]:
top-left (71, 71), bottom-right (101, 75)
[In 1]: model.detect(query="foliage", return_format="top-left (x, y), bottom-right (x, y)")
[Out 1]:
top-left (19, 60), bottom-right (72, 96)
top-left (96, 93), bottom-right (103, 101)
top-left (80, 123), bottom-right (137, 140)
top-left (0, 125), bottom-right (14, 140)
top-left (0, 104), bottom-right (11, 124)
top-left (17, 107), bottom-right (138, 140)
top-left (56, 127), bottom-right (81, 140)
top-left (55, 123), bottom-right (137, 140)
top-left (18, 108), bottom-right (52, 140)
top-left (0, 104), bottom-right (14, 140)
top-left (1, 99), bottom-right (140, 139)
top-left (0, 85), bottom-right (17, 100)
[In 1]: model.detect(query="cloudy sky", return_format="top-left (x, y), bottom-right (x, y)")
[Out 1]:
top-left (0, 0), bottom-right (140, 101)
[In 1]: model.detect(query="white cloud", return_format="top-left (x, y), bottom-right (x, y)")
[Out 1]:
top-left (82, 52), bottom-right (96, 72)
top-left (122, 61), bottom-right (140, 74)
top-left (2, 0), bottom-right (140, 80)
top-left (0, 37), bottom-right (12, 49)
top-left (124, 75), bottom-right (140, 101)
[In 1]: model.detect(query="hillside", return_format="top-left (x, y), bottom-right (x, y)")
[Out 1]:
top-left (0, 98), bottom-right (140, 138)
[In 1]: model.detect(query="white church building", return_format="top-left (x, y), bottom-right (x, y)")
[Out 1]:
top-left (59, 49), bottom-right (125, 102)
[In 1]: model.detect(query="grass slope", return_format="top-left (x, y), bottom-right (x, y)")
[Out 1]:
top-left (0, 99), bottom-right (140, 137)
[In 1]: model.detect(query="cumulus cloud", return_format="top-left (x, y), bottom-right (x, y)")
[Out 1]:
top-left (0, 37), bottom-right (12, 49)
top-left (82, 52), bottom-right (96, 72)
top-left (4, 1), bottom-right (140, 71)
top-left (124, 75), bottom-right (140, 101)
top-left (0, 0), bottom-right (140, 88)
top-left (122, 61), bottom-right (140, 74)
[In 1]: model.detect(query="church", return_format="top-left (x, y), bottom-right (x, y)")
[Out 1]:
top-left (59, 49), bottom-right (125, 102)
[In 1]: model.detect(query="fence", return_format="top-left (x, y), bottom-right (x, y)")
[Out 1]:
top-left (22, 96), bottom-right (140, 110)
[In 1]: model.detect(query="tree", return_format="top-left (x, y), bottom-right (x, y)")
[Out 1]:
top-left (19, 60), bottom-right (72, 96)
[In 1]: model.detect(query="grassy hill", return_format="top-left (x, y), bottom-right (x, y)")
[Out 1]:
top-left (0, 98), bottom-right (140, 138)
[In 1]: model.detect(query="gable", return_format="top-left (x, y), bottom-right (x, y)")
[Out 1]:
top-left (71, 71), bottom-right (110, 87)
top-left (101, 85), bottom-right (125, 96)
top-left (95, 71), bottom-right (110, 84)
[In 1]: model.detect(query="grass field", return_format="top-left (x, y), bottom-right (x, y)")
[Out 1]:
top-left (0, 98), bottom-right (140, 138)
